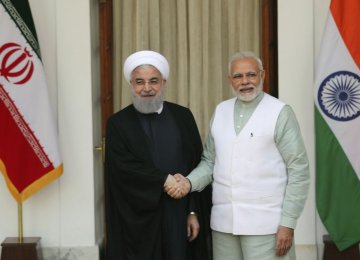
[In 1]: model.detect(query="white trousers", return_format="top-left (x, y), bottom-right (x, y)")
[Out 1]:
top-left (212, 230), bottom-right (296, 260)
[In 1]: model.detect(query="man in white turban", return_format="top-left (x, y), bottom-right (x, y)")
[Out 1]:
top-left (105, 50), bottom-right (212, 260)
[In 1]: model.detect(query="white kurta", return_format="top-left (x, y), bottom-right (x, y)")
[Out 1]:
top-left (211, 94), bottom-right (287, 235)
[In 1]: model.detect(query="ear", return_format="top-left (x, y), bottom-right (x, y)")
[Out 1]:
top-left (227, 74), bottom-right (232, 84)
top-left (261, 70), bottom-right (266, 81)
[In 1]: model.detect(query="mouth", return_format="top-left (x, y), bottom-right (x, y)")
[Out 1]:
top-left (140, 93), bottom-right (156, 98)
top-left (239, 86), bottom-right (255, 93)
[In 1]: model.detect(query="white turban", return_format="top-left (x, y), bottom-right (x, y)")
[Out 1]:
top-left (123, 50), bottom-right (170, 84)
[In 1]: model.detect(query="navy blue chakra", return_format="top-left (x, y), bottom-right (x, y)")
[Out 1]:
top-left (318, 71), bottom-right (360, 121)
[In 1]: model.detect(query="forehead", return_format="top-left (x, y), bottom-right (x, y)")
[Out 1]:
top-left (131, 65), bottom-right (162, 78)
top-left (231, 57), bottom-right (259, 72)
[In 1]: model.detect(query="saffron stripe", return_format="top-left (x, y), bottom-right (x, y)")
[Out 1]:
top-left (330, 0), bottom-right (360, 68)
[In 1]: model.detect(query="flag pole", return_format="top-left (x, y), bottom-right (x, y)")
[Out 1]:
top-left (0, 202), bottom-right (40, 259)
top-left (18, 202), bottom-right (23, 243)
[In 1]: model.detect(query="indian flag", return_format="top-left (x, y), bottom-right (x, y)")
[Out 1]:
top-left (315, 0), bottom-right (360, 251)
top-left (0, 0), bottom-right (63, 202)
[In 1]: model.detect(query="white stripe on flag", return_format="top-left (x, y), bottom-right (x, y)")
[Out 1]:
top-left (314, 14), bottom-right (360, 180)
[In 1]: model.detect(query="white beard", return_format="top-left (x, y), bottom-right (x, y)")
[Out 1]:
top-left (132, 88), bottom-right (165, 114)
top-left (233, 80), bottom-right (263, 102)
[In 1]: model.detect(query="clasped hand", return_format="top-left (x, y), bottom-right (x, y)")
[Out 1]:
top-left (164, 174), bottom-right (191, 199)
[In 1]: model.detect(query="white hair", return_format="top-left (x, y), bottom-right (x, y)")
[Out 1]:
top-left (228, 51), bottom-right (263, 75)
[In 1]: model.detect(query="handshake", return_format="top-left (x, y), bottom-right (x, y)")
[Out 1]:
top-left (164, 173), bottom-right (191, 199)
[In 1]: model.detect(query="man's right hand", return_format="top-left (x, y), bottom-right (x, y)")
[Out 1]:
top-left (164, 174), bottom-right (191, 199)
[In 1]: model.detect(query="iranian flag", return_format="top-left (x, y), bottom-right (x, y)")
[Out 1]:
top-left (0, 0), bottom-right (62, 202)
top-left (315, 0), bottom-right (360, 251)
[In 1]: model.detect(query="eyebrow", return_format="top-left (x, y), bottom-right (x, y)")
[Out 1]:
top-left (134, 77), bottom-right (160, 81)
top-left (232, 71), bottom-right (257, 75)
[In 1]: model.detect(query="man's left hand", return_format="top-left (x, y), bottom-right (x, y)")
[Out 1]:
top-left (187, 213), bottom-right (200, 241)
top-left (275, 226), bottom-right (294, 256)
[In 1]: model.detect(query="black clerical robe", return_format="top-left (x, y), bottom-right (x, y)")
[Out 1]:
top-left (105, 102), bottom-right (212, 260)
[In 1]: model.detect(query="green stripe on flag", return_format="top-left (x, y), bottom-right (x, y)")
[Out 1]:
top-left (0, 0), bottom-right (41, 59)
top-left (315, 107), bottom-right (360, 250)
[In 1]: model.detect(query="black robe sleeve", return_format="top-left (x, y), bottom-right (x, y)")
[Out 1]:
top-left (167, 103), bottom-right (213, 260)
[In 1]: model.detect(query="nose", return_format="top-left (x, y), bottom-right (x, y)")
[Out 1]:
top-left (143, 82), bottom-right (152, 91)
top-left (240, 77), bottom-right (250, 85)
